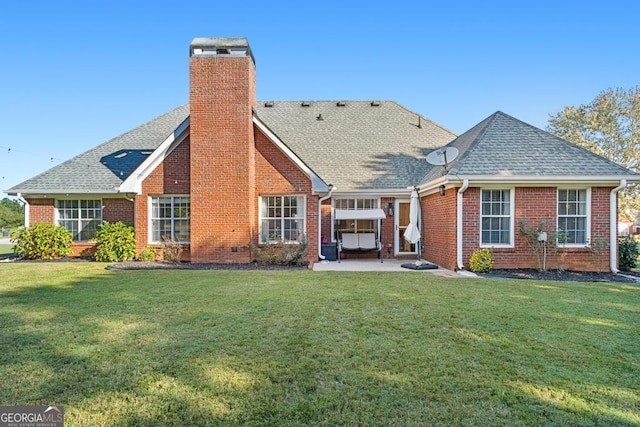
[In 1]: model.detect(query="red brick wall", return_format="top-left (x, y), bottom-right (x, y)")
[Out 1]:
top-left (380, 197), bottom-right (395, 258)
top-left (189, 54), bottom-right (257, 263)
top-left (103, 198), bottom-right (134, 223)
top-left (461, 186), bottom-right (613, 272)
top-left (27, 198), bottom-right (55, 224)
top-left (423, 189), bottom-right (458, 270)
top-left (136, 137), bottom-right (191, 260)
top-left (254, 129), bottom-right (317, 264)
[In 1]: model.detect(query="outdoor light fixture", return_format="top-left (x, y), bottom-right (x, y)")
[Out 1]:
top-left (387, 202), bottom-right (394, 216)
top-left (439, 185), bottom-right (446, 196)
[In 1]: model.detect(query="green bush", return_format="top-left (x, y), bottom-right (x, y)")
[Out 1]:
top-left (618, 236), bottom-right (639, 272)
top-left (95, 221), bottom-right (137, 262)
top-left (11, 223), bottom-right (72, 260)
top-left (139, 246), bottom-right (157, 261)
top-left (469, 248), bottom-right (494, 273)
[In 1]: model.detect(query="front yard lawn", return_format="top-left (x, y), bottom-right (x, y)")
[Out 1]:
top-left (0, 243), bottom-right (13, 258)
top-left (0, 263), bottom-right (638, 426)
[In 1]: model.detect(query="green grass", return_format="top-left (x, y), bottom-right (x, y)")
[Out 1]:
top-left (0, 264), bottom-right (638, 426)
top-left (0, 243), bottom-right (14, 258)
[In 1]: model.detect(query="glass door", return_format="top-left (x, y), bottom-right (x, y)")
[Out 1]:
top-left (395, 200), bottom-right (417, 255)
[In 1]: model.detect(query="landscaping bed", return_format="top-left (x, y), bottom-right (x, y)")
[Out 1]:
top-left (484, 268), bottom-right (640, 284)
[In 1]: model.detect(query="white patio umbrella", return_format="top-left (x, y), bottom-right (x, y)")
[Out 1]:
top-left (403, 188), bottom-right (421, 259)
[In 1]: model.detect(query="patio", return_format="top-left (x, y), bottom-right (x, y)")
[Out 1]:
top-left (312, 258), bottom-right (476, 278)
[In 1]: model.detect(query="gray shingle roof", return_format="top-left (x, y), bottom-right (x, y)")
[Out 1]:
top-left (421, 111), bottom-right (639, 184)
top-left (254, 101), bottom-right (457, 190)
top-left (8, 105), bottom-right (637, 196)
top-left (7, 105), bottom-right (190, 195)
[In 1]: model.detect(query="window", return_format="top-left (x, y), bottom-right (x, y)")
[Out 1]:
top-left (334, 198), bottom-right (379, 240)
top-left (557, 189), bottom-right (589, 245)
top-left (480, 189), bottom-right (513, 246)
top-left (56, 199), bottom-right (102, 241)
top-left (260, 196), bottom-right (305, 243)
top-left (151, 196), bottom-right (190, 243)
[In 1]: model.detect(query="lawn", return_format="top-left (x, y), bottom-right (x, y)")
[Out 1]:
top-left (0, 243), bottom-right (13, 258)
top-left (0, 264), bottom-right (638, 426)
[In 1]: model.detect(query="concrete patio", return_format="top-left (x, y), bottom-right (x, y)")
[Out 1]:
top-left (312, 258), bottom-right (477, 278)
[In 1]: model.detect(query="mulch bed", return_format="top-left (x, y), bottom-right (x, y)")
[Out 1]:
top-left (106, 261), bottom-right (308, 271)
top-left (483, 268), bottom-right (640, 284)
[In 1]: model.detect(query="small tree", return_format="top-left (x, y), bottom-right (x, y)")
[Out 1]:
top-left (11, 223), bottom-right (72, 259)
top-left (518, 219), bottom-right (567, 271)
top-left (588, 237), bottom-right (610, 273)
top-left (94, 221), bottom-right (137, 262)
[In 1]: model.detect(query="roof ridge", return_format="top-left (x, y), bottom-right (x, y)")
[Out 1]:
top-left (391, 101), bottom-right (458, 138)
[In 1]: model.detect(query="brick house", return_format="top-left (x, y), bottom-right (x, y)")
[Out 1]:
top-left (7, 37), bottom-right (640, 271)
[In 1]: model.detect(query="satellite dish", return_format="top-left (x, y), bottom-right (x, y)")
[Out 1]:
top-left (426, 147), bottom-right (459, 170)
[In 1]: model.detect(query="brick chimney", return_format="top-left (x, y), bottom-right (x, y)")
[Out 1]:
top-left (189, 37), bottom-right (257, 262)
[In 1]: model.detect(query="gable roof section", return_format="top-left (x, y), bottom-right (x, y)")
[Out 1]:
top-left (254, 101), bottom-right (457, 191)
top-left (7, 105), bottom-right (190, 195)
top-left (422, 111), bottom-right (640, 185)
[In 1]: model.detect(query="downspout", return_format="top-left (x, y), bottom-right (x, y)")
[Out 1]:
top-left (16, 193), bottom-right (29, 227)
top-left (610, 180), bottom-right (627, 273)
top-left (318, 185), bottom-right (335, 260)
top-left (456, 179), bottom-right (469, 270)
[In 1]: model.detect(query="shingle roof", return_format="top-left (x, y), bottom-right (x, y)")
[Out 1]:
top-left (8, 106), bottom-right (638, 196)
top-left (7, 105), bottom-right (190, 195)
top-left (254, 101), bottom-right (457, 190)
top-left (421, 111), bottom-right (639, 184)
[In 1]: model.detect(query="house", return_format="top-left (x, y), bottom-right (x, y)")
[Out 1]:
top-left (7, 37), bottom-right (640, 272)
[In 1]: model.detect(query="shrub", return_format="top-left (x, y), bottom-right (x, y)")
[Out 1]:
top-left (162, 237), bottom-right (183, 263)
top-left (10, 223), bottom-right (72, 260)
top-left (139, 246), bottom-right (157, 261)
top-left (250, 236), bottom-right (308, 267)
top-left (95, 221), bottom-right (137, 262)
top-left (469, 248), bottom-right (494, 273)
top-left (618, 236), bottom-right (639, 272)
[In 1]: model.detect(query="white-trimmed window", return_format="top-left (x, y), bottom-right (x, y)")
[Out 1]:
top-left (260, 195), bottom-right (306, 243)
top-left (56, 199), bottom-right (102, 241)
top-left (480, 189), bottom-right (513, 246)
top-left (151, 196), bottom-right (190, 243)
top-left (334, 198), bottom-right (379, 240)
top-left (557, 189), bottom-right (590, 245)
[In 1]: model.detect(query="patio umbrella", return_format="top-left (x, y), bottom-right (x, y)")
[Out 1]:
top-left (403, 188), bottom-right (421, 258)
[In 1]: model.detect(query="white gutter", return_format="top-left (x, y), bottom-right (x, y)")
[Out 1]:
top-left (456, 179), bottom-right (469, 270)
top-left (16, 193), bottom-right (29, 227)
top-left (317, 185), bottom-right (335, 260)
top-left (610, 180), bottom-right (627, 273)
top-left (444, 174), bottom-right (639, 184)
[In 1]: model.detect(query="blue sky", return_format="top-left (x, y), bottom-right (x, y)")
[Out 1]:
top-left (1, 0), bottom-right (638, 197)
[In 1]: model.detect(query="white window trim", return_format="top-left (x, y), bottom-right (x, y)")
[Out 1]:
top-left (331, 197), bottom-right (381, 243)
top-left (479, 188), bottom-right (515, 248)
top-left (258, 195), bottom-right (307, 244)
top-left (148, 195), bottom-right (191, 244)
top-left (55, 198), bottom-right (103, 242)
top-left (557, 188), bottom-right (591, 248)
